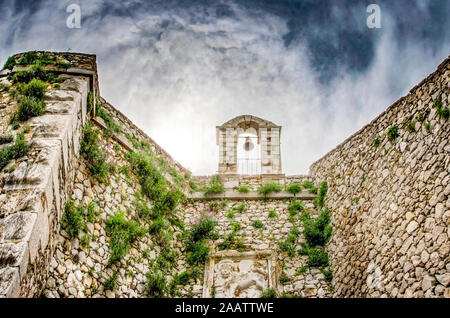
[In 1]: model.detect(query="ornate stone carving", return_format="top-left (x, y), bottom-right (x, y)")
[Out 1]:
top-left (202, 250), bottom-right (279, 298)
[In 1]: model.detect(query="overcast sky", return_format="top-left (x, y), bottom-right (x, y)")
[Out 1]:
top-left (1, 0), bottom-right (449, 175)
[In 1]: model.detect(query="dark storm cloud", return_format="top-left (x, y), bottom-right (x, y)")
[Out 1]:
top-left (0, 0), bottom-right (449, 174)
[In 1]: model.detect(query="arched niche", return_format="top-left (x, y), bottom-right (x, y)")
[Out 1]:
top-left (216, 115), bottom-right (282, 175)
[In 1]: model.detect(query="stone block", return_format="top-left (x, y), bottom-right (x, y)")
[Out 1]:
top-left (0, 267), bottom-right (20, 298)
top-left (28, 210), bottom-right (49, 263)
top-left (0, 242), bottom-right (29, 279)
top-left (0, 212), bottom-right (37, 243)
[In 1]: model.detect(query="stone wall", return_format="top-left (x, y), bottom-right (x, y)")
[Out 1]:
top-left (0, 67), bottom-right (91, 296)
top-left (183, 198), bottom-right (333, 297)
top-left (99, 99), bottom-right (190, 180)
top-left (194, 174), bottom-right (312, 190)
top-left (309, 56), bottom-right (450, 297)
top-left (37, 84), bottom-right (197, 297)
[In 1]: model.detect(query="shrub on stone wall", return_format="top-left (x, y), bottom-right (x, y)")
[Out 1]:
top-left (80, 123), bottom-right (110, 183)
top-left (257, 182), bottom-right (282, 196)
top-left (303, 209), bottom-right (332, 247)
top-left (16, 96), bottom-right (45, 121)
top-left (234, 185), bottom-right (251, 193)
top-left (0, 132), bottom-right (29, 170)
top-left (252, 220), bottom-right (263, 229)
top-left (307, 247), bottom-right (329, 267)
top-left (104, 271), bottom-right (119, 291)
top-left (373, 138), bottom-right (381, 148)
top-left (433, 98), bottom-right (449, 120)
top-left (313, 181), bottom-right (328, 208)
top-left (97, 106), bottom-right (121, 135)
top-left (387, 125), bottom-right (399, 141)
top-left (260, 288), bottom-right (278, 298)
top-left (105, 211), bottom-right (146, 263)
top-left (302, 180), bottom-right (317, 194)
top-left (278, 225), bottom-right (301, 257)
top-left (204, 175), bottom-right (225, 196)
top-left (145, 265), bottom-right (168, 298)
top-left (286, 183), bottom-right (301, 196)
top-left (62, 200), bottom-right (86, 238)
top-left (288, 200), bottom-right (303, 217)
top-left (3, 56), bottom-right (16, 70)
top-left (15, 78), bottom-right (47, 99)
top-left (185, 213), bottom-right (218, 266)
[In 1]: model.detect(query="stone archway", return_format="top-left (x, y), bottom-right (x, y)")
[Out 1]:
top-left (216, 115), bottom-right (282, 175)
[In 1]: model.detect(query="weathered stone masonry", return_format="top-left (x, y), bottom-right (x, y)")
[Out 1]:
top-left (0, 52), bottom-right (97, 297)
top-left (310, 56), bottom-right (450, 298)
top-left (1, 51), bottom-right (449, 298)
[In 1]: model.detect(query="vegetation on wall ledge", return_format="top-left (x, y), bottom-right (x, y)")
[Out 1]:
top-left (203, 175), bottom-right (225, 196)
top-left (0, 132), bottom-right (29, 171)
top-left (257, 182), bottom-right (282, 197)
top-left (286, 183), bottom-right (301, 196)
top-left (97, 105), bottom-right (121, 135)
top-left (80, 123), bottom-right (111, 183)
top-left (302, 180), bottom-right (317, 194)
top-left (234, 185), bottom-right (251, 193)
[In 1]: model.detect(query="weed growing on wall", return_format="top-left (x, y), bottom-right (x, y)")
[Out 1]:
top-left (252, 220), bottom-right (263, 229)
top-left (234, 185), bottom-right (251, 193)
top-left (307, 247), bottom-right (329, 267)
top-left (145, 263), bottom-right (168, 298)
top-left (0, 132), bottom-right (29, 170)
top-left (3, 52), bottom-right (72, 72)
top-left (16, 96), bottom-right (45, 121)
top-left (257, 182), bottom-right (282, 196)
top-left (104, 271), bottom-right (119, 291)
top-left (373, 138), bottom-right (381, 148)
top-left (8, 76), bottom-right (48, 129)
top-left (218, 220), bottom-right (244, 251)
top-left (260, 288), bottom-right (278, 298)
top-left (386, 125), bottom-right (399, 141)
top-left (433, 98), bottom-right (449, 120)
top-left (62, 200), bottom-right (86, 238)
top-left (185, 213), bottom-right (218, 266)
top-left (15, 79), bottom-right (47, 99)
top-left (3, 56), bottom-right (16, 70)
top-left (61, 200), bottom-right (99, 242)
top-left (278, 225), bottom-right (301, 257)
top-left (80, 123), bottom-right (110, 183)
top-left (302, 180), bottom-right (318, 194)
top-left (288, 200), bottom-right (303, 217)
top-left (303, 209), bottom-right (332, 247)
top-left (203, 175), bottom-right (225, 196)
top-left (286, 183), bottom-right (301, 196)
top-left (314, 181), bottom-right (328, 208)
top-left (406, 120), bottom-right (416, 133)
top-left (105, 212), bottom-right (146, 263)
top-left (87, 91), bottom-right (94, 114)
top-left (97, 105), bottom-right (121, 135)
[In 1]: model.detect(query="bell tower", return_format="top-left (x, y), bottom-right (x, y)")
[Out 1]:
top-left (216, 115), bottom-right (282, 175)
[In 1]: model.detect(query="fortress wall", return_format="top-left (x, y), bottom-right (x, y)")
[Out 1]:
top-left (42, 125), bottom-right (190, 298)
top-left (0, 74), bottom-right (90, 297)
top-left (183, 199), bottom-right (332, 297)
top-left (1, 52), bottom-right (192, 298)
top-left (193, 174), bottom-right (313, 190)
top-left (309, 57), bottom-right (450, 297)
top-left (99, 99), bottom-right (190, 179)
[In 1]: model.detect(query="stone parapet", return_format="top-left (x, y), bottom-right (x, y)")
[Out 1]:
top-left (309, 56), bottom-right (450, 298)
